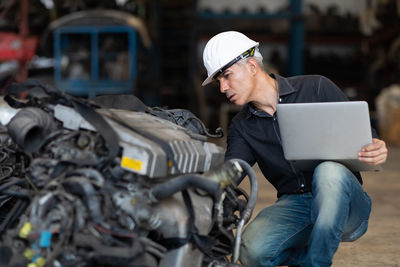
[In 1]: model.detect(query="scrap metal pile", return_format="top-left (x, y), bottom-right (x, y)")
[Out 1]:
top-left (0, 80), bottom-right (257, 267)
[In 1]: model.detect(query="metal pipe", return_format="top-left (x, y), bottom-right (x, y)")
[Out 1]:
top-left (228, 159), bottom-right (258, 263)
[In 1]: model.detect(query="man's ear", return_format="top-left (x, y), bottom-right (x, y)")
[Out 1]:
top-left (247, 58), bottom-right (259, 75)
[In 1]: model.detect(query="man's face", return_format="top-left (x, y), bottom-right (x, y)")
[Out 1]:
top-left (216, 61), bottom-right (254, 106)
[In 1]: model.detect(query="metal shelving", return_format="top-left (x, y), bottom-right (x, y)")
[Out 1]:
top-left (196, 0), bottom-right (304, 76)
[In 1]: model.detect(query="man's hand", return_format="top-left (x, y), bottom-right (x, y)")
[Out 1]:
top-left (358, 138), bottom-right (388, 165)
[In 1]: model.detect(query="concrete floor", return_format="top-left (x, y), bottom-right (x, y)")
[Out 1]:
top-left (239, 145), bottom-right (400, 266)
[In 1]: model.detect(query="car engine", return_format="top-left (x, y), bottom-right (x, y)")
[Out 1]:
top-left (0, 80), bottom-right (258, 267)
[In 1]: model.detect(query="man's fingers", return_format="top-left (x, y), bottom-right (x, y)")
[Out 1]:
top-left (359, 153), bottom-right (386, 165)
top-left (361, 138), bottom-right (384, 152)
top-left (358, 138), bottom-right (388, 165)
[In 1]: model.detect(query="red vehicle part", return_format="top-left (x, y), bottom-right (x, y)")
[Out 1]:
top-left (0, 32), bottom-right (38, 62)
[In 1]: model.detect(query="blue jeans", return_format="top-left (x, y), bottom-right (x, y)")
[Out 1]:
top-left (239, 161), bottom-right (372, 267)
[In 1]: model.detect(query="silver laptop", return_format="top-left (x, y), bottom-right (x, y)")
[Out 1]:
top-left (276, 101), bottom-right (381, 172)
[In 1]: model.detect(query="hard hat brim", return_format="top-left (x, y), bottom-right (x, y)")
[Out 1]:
top-left (201, 73), bottom-right (216, 86)
top-left (201, 42), bottom-right (259, 86)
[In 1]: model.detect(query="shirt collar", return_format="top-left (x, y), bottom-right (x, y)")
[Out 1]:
top-left (272, 73), bottom-right (297, 97)
top-left (244, 73), bottom-right (298, 118)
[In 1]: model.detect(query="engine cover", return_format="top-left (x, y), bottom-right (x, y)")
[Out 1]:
top-left (53, 105), bottom-right (225, 177)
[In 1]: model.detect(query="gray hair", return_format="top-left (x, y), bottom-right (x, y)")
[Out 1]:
top-left (237, 47), bottom-right (264, 70)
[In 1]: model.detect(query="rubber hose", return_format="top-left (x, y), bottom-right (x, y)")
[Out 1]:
top-left (150, 174), bottom-right (220, 201)
top-left (62, 177), bottom-right (103, 223)
top-left (228, 159), bottom-right (258, 263)
top-left (6, 107), bottom-right (56, 153)
top-left (230, 159), bottom-right (258, 224)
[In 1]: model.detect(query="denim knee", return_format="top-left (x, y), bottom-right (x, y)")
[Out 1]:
top-left (239, 195), bottom-right (313, 267)
top-left (240, 225), bottom-right (276, 267)
top-left (240, 242), bottom-right (274, 267)
top-left (311, 161), bottom-right (354, 227)
top-left (313, 161), bottom-right (353, 193)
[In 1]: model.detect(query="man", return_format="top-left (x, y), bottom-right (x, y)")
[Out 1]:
top-left (201, 31), bottom-right (388, 267)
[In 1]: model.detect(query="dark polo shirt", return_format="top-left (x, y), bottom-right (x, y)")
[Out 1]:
top-left (225, 74), bottom-right (377, 197)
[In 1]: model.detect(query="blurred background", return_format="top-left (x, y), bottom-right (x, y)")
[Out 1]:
top-left (1, 0), bottom-right (400, 145)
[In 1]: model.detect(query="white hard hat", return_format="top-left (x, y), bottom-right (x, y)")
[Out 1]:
top-left (202, 31), bottom-right (259, 86)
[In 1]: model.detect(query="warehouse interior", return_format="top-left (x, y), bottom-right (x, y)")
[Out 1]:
top-left (0, 0), bottom-right (399, 266)
top-left (1, 0), bottom-right (400, 142)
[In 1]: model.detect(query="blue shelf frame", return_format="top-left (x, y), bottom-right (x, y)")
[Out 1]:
top-left (288, 0), bottom-right (303, 76)
top-left (54, 25), bottom-right (138, 98)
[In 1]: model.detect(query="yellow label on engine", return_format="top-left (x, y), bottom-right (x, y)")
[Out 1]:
top-left (121, 156), bottom-right (143, 171)
top-left (35, 257), bottom-right (46, 267)
top-left (24, 248), bottom-right (35, 260)
top-left (19, 222), bottom-right (32, 239)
